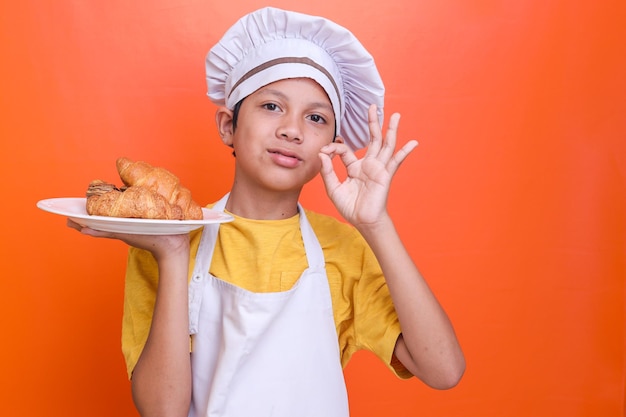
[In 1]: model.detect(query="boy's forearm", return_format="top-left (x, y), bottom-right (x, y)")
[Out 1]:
top-left (131, 253), bottom-right (192, 417)
top-left (357, 216), bottom-right (465, 389)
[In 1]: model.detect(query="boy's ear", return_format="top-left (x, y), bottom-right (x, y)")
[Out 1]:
top-left (215, 106), bottom-right (234, 146)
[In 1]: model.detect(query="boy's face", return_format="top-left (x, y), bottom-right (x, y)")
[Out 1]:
top-left (221, 77), bottom-right (338, 193)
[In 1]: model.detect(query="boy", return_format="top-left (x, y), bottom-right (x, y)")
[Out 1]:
top-left (71, 7), bottom-right (464, 417)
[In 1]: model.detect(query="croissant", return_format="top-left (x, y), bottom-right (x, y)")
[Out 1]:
top-left (86, 180), bottom-right (184, 219)
top-left (115, 157), bottom-right (203, 220)
top-left (85, 158), bottom-right (203, 220)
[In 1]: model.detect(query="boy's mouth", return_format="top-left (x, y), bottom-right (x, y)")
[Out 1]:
top-left (267, 148), bottom-right (303, 168)
top-left (268, 148), bottom-right (302, 161)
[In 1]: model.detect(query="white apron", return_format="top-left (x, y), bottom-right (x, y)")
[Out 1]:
top-left (187, 194), bottom-right (349, 417)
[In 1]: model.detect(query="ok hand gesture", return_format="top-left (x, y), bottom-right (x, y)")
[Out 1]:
top-left (319, 104), bottom-right (418, 229)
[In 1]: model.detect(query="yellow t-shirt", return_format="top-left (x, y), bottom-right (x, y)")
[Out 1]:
top-left (121, 209), bottom-right (411, 380)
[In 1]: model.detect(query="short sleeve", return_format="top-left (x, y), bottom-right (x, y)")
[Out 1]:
top-left (121, 247), bottom-right (159, 379)
top-left (121, 228), bottom-right (202, 379)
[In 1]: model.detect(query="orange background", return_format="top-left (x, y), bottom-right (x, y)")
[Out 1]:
top-left (1, 1), bottom-right (625, 416)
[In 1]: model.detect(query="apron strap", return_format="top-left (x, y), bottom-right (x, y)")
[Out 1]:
top-left (297, 203), bottom-right (325, 270)
top-left (188, 193), bottom-right (326, 334)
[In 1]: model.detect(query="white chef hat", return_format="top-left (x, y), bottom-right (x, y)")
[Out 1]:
top-left (205, 7), bottom-right (385, 150)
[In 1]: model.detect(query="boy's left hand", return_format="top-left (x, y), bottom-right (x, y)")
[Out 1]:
top-left (319, 104), bottom-right (418, 228)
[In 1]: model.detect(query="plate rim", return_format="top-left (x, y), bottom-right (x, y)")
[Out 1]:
top-left (36, 197), bottom-right (233, 226)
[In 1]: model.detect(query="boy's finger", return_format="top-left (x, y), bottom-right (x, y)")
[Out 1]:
top-left (387, 140), bottom-right (419, 175)
top-left (379, 112), bottom-right (400, 162)
top-left (365, 104), bottom-right (383, 157)
top-left (320, 143), bottom-right (358, 169)
top-left (318, 153), bottom-right (341, 194)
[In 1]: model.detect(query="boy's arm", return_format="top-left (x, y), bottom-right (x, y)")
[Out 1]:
top-left (70, 222), bottom-right (192, 416)
top-left (130, 239), bottom-right (192, 416)
top-left (357, 215), bottom-right (465, 389)
top-left (319, 105), bottom-right (465, 389)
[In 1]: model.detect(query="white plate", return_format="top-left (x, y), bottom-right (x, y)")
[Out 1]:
top-left (37, 197), bottom-right (233, 235)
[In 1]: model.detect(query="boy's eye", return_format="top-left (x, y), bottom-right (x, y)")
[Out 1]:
top-left (308, 114), bottom-right (326, 124)
top-left (263, 103), bottom-right (279, 111)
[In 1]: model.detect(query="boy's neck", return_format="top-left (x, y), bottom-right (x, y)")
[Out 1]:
top-left (225, 186), bottom-right (300, 220)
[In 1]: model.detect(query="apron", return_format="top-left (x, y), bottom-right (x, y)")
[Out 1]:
top-left (187, 194), bottom-right (349, 417)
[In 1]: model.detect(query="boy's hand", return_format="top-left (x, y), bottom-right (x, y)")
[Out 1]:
top-left (66, 218), bottom-right (190, 261)
top-left (319, 104), bottom-right (418, 229)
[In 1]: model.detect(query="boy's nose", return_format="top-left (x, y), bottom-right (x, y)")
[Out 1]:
top-left (277, 117), bottom-right (303, 142)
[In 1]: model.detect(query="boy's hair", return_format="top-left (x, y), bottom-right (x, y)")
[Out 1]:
top-left (232, 99), bottom-right (244, 132)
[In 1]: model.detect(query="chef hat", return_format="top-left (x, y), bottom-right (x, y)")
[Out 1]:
top-left (205, 7), bottom-right (385, 150)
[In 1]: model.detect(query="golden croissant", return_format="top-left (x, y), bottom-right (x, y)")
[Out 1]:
top-left (86, 157), bottom-right (203, 220)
